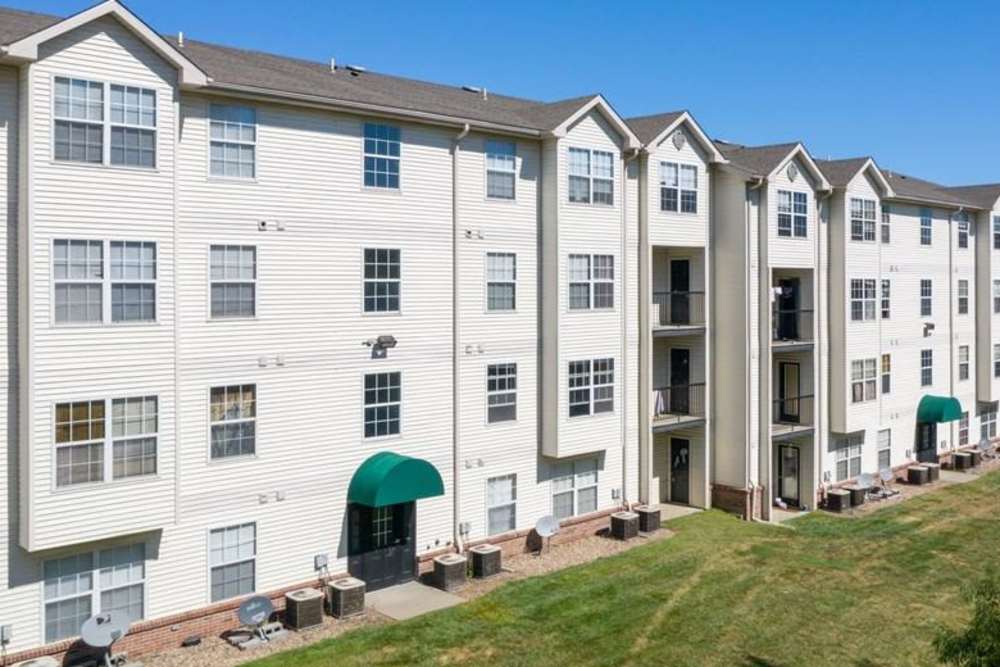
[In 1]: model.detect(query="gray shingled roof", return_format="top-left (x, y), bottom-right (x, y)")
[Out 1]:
top-left (0, 5), bottom-right (601, 133)
top-left (881, 170), bottom-right (973, 208)
top-left (625, 111), bottom-right (685, 145)
top-left (815, 157), bottom-right (872, 189)
top-left (942, 184), bottom-right (1000, 210)
top-left (714, 140), bottom-right (801, 177)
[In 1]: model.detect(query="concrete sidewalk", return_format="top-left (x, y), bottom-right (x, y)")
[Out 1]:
top-left (367, 581), bottom-right (463, 621)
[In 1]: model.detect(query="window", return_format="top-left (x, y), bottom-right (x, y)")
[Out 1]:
top-left (209, 104), bottom-right (256, 178)
top-left (486, 252), bottom-right (516, 311)
top-left (43, 544), bottom-right (146, 643)
top-left (850, 358), bottom-right (877, 403)
top-left (568, 358), bottom-right (614, 417)
top-left (54, 396), bottom-right (158, 487)
top-left (835, 436), bottom-right (863, 482)
top-left (363, 123), bottom-right (400, 188)
top-left (920, 209), bottom-right (932, 245)
top-left (486, 474), bottom-right (516, 535)
top-left (110, 241), bottom-right (157, 322)
top-left (921, 349), bottom-right (933, 386)
top-left (850, 279), bottom-right (876, 321)
top-left (959, 345), bottom-right (970, 381)
top-left (552, 458), bottom-right (598, 520)
top-left (881, 279), bottom-right (890, 319)
top-left (485, 139), bottom-right (516, 199)
top-left (881, 205), bottom-right (891, 243)
top-left (209, 523), bottom-right (256, 602)
top-left (210, 245), bottom-right (256, 318)
top-left (958, 280), bottom-right (969, 315)
top-left (660, 162), bottom-right (697, 213)
top-left (777, 190), bottom-right (808, 238)
top-left (109, 84), bottom-right (156, 167)
top-left (994, 344), bottom-right (1000, 378)
top-left (920, 279), bottom-right (932, 317)
top-left (981, 407), bottom-right (997, 441)
top-left (210, 385), bottom-right (256, 459)
top-left (568, 254), bottom-right (614, 310)
top-left (959, 412), bottom-right (969, 447)
top-left (53, 239), bottom-right (103, 324)
top-left (877, 429), bottom-right (891, 470)
top-left (53, 77), bottom-right (103, 163)
top-left (568, 148), bottom-right (614, 205)
top-left (881, 354), bottom-right (891, 394)
top-left (486, 363), bottom-right (517, 423)
top-left (994, 216), bottom-right (1000, 250)
top-left (363, 248), bottom-right (400, 313)
top-left (957, 216), bottom-right (970, 249)
top-left (364, 372), bottom-right (401, 437)
top-left (994, 279), bottom-right (1000, 314)
top-left (850, 198), bottom-right (877, 241)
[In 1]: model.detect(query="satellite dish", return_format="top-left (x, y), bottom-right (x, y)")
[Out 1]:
top-left (535, 514), bottom-right (560, 538)
top-left (239, 595), bottom-right (274, 628)
top-left (879, 468), bottom-right (894, 483)
top-left (979, 437), bottom-right (991, 452)
top-left (80, 612), bottom-right (131, 667)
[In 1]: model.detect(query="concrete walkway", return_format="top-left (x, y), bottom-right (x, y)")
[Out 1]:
top-left (367, 581), bottom-right (463, 621)
top-left (654, 503), bottom-right (702, 521)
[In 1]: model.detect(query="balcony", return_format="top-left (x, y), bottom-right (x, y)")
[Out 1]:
top-left (772, 307), bottom-right (814, 350)
top-left (772, 394), bottom-right (815, 440)
top-left (652, 291), bottom-right (706, 335)
top-left (652, 382), bottom-right (706, 432)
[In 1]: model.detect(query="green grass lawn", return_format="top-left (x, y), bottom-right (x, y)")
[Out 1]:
top-left (250, 471), bottom-right (1000, 666)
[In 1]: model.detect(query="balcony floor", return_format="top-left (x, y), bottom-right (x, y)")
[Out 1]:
top-left (771, 339), bottom-right (814, 352)
top-left (653, 324), bottom-right (706, 338)
top-left (772, 421), bottom-right (814, 441)
top-left (652, 412), bottom-right (706, 433)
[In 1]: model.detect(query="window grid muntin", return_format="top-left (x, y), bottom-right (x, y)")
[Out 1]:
top-left (959, 345), bottom-right (970, 381)
top-left (920, 210), bottom-right (932, 245)
top-left (364, 372), bottom-right (401, 437)
top-left (959, 413), bottom-right (969, 446)
top-left (850, 357), bottom-right (877, 403)
top-left (777, 190), bottom-right (808, 237)
top-left (850, 198), bottom-right (877, 242)
top-left (363, 248), bottom-right (401, 313)
top-left (109, 83), bottom-right (157, 168)
top-left (881, 279), bottom-right (890, 319)
top-left (53, 77), bottom-right (104, 164)
top-left (210, 384), bottom-right (256, 459)
top-left (485, 139), bottom-right (516, 200)
top-left (209, 104), bottom-right (256, 178)
top-left (110, 241), bottom-right (157, 322)
top-left (881, 205), bottom-right (891, 243)
top-left (111, 396), bottom-right (158, 479)
top-left (568, 254), bottom-right (613, 310)
top-left (209, 523), bottom-right (256, 602)
top-left (994, 344), bottom-right (1000, 379)
top-left (877, 429), bottom-right (891, 470)
top-left (849, 278), bottom-right (876, 321)
top-left (881, 353), bottom-right (891, 395)
top-left (982, 407), bottom-right (997, 440)
top-left (835, 436), bottom-right (863, 482)
top-left (53, 239), bottom-right (104, 324)
top-left (920, 279), bottom-right (932, 317)
top-left (568, 147), bottom-right (614, 205)
top-left (363, 122), bottom-right (400, 189)
top-left (568, 358), bottom-right (614, 417)
top-left (486, 474), bottom-right (517, 535)
top-left (486, 363), bottom-right (517, 423)
top-left (958, 279), bottom-right (969, 315)
top-left (921, 349), bottom-right (933, 386)
top-left (485, 252), bottom-right (516, 311)
top-left (660, 162), bottom-right (698, 213)
top-left (210, 245), bottom-right (256, 319)
top-left (552, 458), bottom-right (599, 520)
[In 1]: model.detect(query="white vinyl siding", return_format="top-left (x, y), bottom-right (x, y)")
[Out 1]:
top-left (485, 139), bottom-right (515, 200)
top-left (209, 245), bottom-right (256, 319)
top-left (486, 474), bottom-right (516, 535)
top-left (209, 523), bottom-right (256, 602)
top-left (209, 385), bottom-right (256, 459)
top-left (486, 363), bottom-right (516, 423)
top-left (485, 252), bottom-right (516, 311)
top-left (551, 458), bottom-right (598, 520)
top-left (209, 104), bottom-right (256, 178)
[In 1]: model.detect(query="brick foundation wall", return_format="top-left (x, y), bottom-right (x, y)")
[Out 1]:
top-left (8, 507), bottom-right (622, 665)
top-left (712, 483), bottom-right (755, 519)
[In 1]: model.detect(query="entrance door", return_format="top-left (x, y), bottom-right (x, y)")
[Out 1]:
top-left (916, 423), bottom-right (938, 463)
top-left (347, 502), bottom-right (416, 591)
top-left (670, 260), bottom-right (691, 324)
top-left (778, 362), bottom-right (800, 423)
top-left (777, 445), bottom-right (800, 508)
top-left (669, 348), bottom-right (691, 414)
top-left (670, 438), bottom-right (690, 504)
top-left (776, 278), bottom-right (799, 340)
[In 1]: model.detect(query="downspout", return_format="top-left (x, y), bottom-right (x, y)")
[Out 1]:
top-left (747, 176), bottom-right (765, 518)
top-left (816, 189), bottom-right (833, 511)
top-left (948, 207), bottom-right (959, 451)
top-left (621, 147), bottom-right (640, 508)
top-left (452, 123), bottom-right (470, 552)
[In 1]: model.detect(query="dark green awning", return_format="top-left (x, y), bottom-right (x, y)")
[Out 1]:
top-left (917, 395), bottom-right (962, 424)
top-left (347, 451), bottom-right (445, 507)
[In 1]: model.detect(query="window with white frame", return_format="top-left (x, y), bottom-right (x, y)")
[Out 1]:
top-left (209, 104), bottom-right (256, 178)
top-left (777, 190), bottom-right (808, 237)
top-left (881, 353), bottom-right (891, 394)
top-left (835, 435), bottom-right (863, 482)
top-left (568, 254), bottom-right (614, 310)
top-left (850, 279), bottom-right (876, 321)
top-left (210, 245), bottom-right (256, 319)
top-left (660, 162), bottom-right (697, 213)
top-left (486, 474), bottom-right (516, 535)
top-left (486, 252), bottom-right (516, 311)
top-left (994, 216), bottom-right (1000, 250)
top-left (877, 429), bottom-right (891, 470)
top-left (850, 198), bottom-right (877, 241)
top-left (959, 412), bottom-right (969, 446)
top-left (881, 205), bottom-right (891, 243)
top-left (486, 363), bottom-right (517, 423)
top-left (920, 209), bottom-right (932, 245)
top-left (363, 248), bottom-right (400, 313)
top-left (54, 239), bottom-right (158, 324)
top-left (959, 345), bottom-right (970, 381)
top-left (958, 280), bottom-right (969, 315)
top-left (957, 214), bottom-right (970, 249)
top-left (551, 458), bottom-right (598, 520)
top-left (993, 280), bottom-right (1000, 314)
top-left (920, 279), bottom-right (932, 317)
top-left (850, 358), bottom-right (877, 403)
top-left (994, 344), bottom-right (1000, 378)
top-left (881, 279), bottom-right (890, 319)
top-left (54, 396), bottom-right (158, 487)
top-left (364, 372), bottom-right (401, 437)
top-left (981, 406), bottom-right (997, 441)
top-left (210, 384), bottom-right (256, 459)
top-left (485, 139), bottom-right (516, 199)
top-left (568, 148), bottom-right (614, 205)
top-left (53, 77), bottom-right (157, 168)
top-left (209, 523), bottom-right (256, 602)
top-left (43, 543), bottom-right (146, 643)
top-left (921, 349), bottom-right (933, 386)
top-left (568, 358), bottom-right (614, 417)
top-left (363, 122), bottom-right (400, 188)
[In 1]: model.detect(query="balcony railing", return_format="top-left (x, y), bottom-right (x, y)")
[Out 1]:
top-left (652, 291), bottom-right (706, 327)
top-left (652, 382), bottom-right (706, 424)
top-left (772, 307), bottom-right (814, 343)
top-left (772, 394), bottom-right (815, 433)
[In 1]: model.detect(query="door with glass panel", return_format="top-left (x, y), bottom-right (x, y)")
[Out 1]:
top-left (777, 445), bottom-right (800, 508)
top-left (778, 362), bottom-right (800, 423)
top-left (347, 502), bottom-right (415, 591)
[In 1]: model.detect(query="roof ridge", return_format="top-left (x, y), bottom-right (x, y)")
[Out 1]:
top-left (625, 109), bottom-right (686, 121)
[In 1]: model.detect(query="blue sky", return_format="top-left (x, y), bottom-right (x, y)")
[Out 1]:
top-left (13, 0), bottom-right (1000, 184)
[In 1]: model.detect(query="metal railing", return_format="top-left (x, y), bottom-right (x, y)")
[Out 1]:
top-left (652, 383), bottom-right (706, 422)
top-left (772, 307), bottom-right (814, 343)
top-left (772, 394), bottom-right (814, 427)
top-left (651, 291), bottom-right (706, 327)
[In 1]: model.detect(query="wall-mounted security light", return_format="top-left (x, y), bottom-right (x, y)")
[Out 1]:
top-left (364, 335), bottom-right (397, 359)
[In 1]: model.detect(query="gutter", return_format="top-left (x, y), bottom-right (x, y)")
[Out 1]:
top-left (451, 123), bottom-right (470, 553)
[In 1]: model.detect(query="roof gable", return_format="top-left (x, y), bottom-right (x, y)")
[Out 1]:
top-left (1, 0), bottom-right (208, 87)
top-left (818, 157), bottom-right (894, 197)
top-left (545, 95), bottom-right (640, 149)
top-left (627, 111), bottom-right (726, 163)
top-left (717, 141), bottom-right (830, 191)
